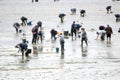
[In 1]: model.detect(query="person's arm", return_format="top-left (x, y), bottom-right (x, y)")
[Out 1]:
top-left (15, 44), bottom-right (21, 53)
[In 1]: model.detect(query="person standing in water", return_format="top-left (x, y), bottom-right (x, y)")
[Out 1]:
top-left (105, 25), bottom-right (113, 43)
top-left (81, 28), bottom-right (88, 47)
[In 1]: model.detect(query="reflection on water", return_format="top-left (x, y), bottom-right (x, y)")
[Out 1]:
top-left (38, 45), bottom-right (43, 52)
top-left (81, 46), bottom-right (88, 57)
top-left (32, 45), bottom-right (38, 58)
top-left (61, 50), bottom-right (64, 59)
top-left (60, 55), bottom-right (65, 80)
top-left (33, 45), bottom-right (38, 54)
top-left (18, 61), bottom-right (28, 69)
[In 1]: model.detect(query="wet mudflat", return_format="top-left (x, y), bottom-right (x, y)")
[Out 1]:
top-left (0, 0), bottom-right (120, 80)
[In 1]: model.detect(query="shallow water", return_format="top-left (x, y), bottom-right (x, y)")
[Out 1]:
top-left (0, 0), bottom-right (120, 80)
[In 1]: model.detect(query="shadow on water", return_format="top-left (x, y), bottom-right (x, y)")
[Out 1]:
top-left (81, 46), bottom-right (88, 57)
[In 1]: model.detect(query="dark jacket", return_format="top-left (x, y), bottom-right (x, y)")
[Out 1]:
top-left (32, 26), bottom-right (38, 34)
top-left (15, 42), bottom-right (28, 52)
top-left (51, 29), bottom-right (57, 35)
top-left (71, 23), bottom-right (76, 32)
top-left (105, 26), bottom-right (113, 34)
top-left (19, 43), bottom-right (28, 50)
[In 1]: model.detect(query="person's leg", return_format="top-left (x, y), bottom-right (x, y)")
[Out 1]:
top-left (71, 32), bottom-right (73, 40)
top-left (15, 27), bottom-right (18, 33)
top-left (101, 34), bottom-right (104, 41)
top-left (37, 35), bottom-right (39, 42)
top-left (61, 17), bottom-right (63, 23)
top-left (81, 38), bottom-right (84, 47)
top-left (74, 31), bottom-right (77, 40)
top-left (23, 20), bottom-right (26, 25)
top-left (25, 19), bottom-right (27, 25)
top-left (32, 34), bottom-right (34, 44)
top-left (23, 20), bottom-right (26, 26)
top-left (32, 36), bottom-right (34, 44)
top-left (85, 38), bottom-right (88, 46)
top-left (109, 37), bottom-right (111, 42)
top-left (34, 34), bottom-right (38, 44)
top-left (116, 18), bottom-right (117, 22)
top-left (106, 9), bottom-right (109, 14)
top-left (106, 34), bottom-right (109, 42)
top-left (107, 9), bottom-right (110, 14)
top-left (62, 45), bottom-right (64, 50)
top-left (75, 31), bottom-right (77, 37)
top-left (75, 10), bottom-right (76, 14)
top-left (60, 18), bottom-right (62, 23)
top-left (32, 34), bottom-right (36, 44)
top-left (21, 19), bottom-right (25, 26)
top-left (25, 51), bottom-right (28, 58)
top-left (53, 34), bottom-right (56, 40)
top-left (40, 35), bottom-right (43, 43)
top-left (35, 0), bottom-right (38, 2)
top-left (83, 13), bottom-right (85, 17)
top-left (61, 45), bottom-right (64, 51)
top-left (21, 49), bottom-right (24, 60)
top-left (109, 34), bottom-right (111, 42)
top-left (81, 13), bottom-right (83, 17)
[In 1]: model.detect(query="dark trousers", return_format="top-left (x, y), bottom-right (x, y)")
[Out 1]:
top-left (32, 0), bottom-right (38, 2)
top-left (60, 17), bottom-right (64, 23)
top-left (15, 27), bottom-right (18, 33)
top-left (101, 33), bottom-right (105, 41)
top-left (71, 30), bottom-right (76, 40)
top-left (37, 35), bottom-right (43, 43)
top-left (22, 19), bottom-right (27, 26)
top-left (35, 0), bottom-right (38, 2)
top-left (107, 9), bottom-right (111, 14)
top-left (32, 34), bottom-right (38, 44)
top-left (81, 13), bottom-right (85, 17)
top-left (21, 49), bottom-right (25, 59)
top-left (61, 45), bottom-right (64, 50)
top-left (81, 38), bottom-right (88, 46)
top-left (51, 34), bottom-right (56, 40)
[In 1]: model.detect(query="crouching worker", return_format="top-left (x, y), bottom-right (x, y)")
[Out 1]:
top-left (50, 29), bottom-right (57, 41)
top-left (115, 14), bottom-right (120, 22)
top-left (71, 8), bottom-right (76, 15)
top-left (21, 16), bottom-right (28, 26)
top-left (13, 22), bottom-right (20, 34)
top-left (15, 42), bottom-right (31, 59)
top-left (80, 10), bottom-right (86, 17)
top-left (106, 6), bottom-right (112, 14)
